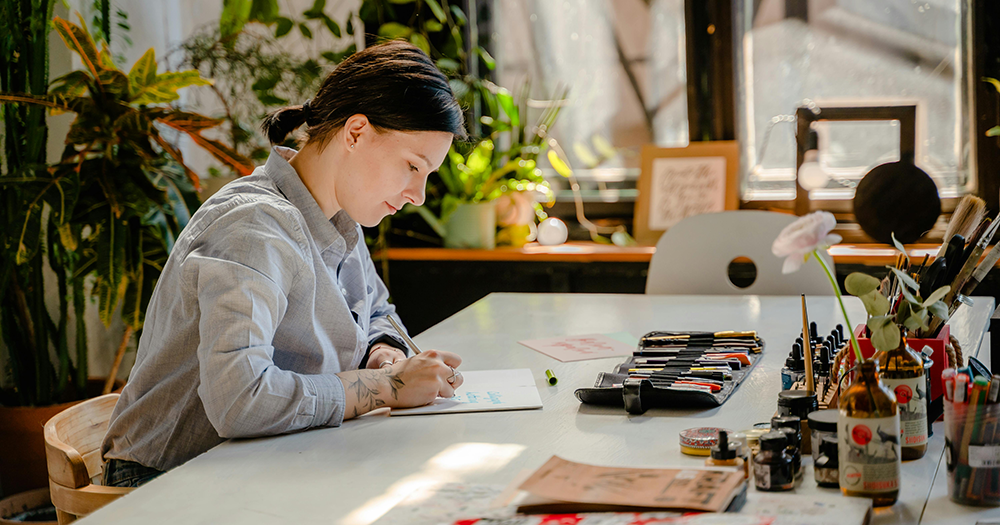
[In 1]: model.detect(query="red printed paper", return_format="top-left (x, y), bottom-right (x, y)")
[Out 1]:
top-left (518, 334), bottom-right (635, 362)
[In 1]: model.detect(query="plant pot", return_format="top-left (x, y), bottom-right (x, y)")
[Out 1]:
top-left (444, 201), bottom-right (496, 249)
top-left (0, 488), bottom-right (56, 525)
top-left (0, 379), bottom-right (124, 498)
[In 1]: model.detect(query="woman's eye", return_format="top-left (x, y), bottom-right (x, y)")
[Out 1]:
top-left (409, 163), bottom-right (419, 172)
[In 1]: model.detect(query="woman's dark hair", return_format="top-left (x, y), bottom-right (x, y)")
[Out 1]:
top-left (261, 40), bottom-right (467, 145)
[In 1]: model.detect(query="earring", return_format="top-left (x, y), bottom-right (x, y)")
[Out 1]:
top-left (350, 144), bottom-right (355, 149)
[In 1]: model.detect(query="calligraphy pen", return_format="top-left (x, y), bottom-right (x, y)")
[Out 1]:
top-left (387, 315), bottom-right (422, 354)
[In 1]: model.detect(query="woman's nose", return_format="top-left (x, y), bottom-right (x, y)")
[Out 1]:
top-left (403, 177), bottom-right (426, 206)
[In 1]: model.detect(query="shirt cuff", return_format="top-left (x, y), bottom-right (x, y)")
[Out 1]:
top-left (369, 334), bottom-right (410, 355)
top-left (307, 374), bottom-right (347, 427)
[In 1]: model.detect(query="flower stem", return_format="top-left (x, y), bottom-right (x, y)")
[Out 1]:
top-left (812, 250), bottom-right (865, 364)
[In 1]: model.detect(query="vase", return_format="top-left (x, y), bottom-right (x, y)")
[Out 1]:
top-left (444, 201), bottom-right (496, 249)
top-left (838, 359), bottom-right (901, 507)
top-left (873, 337), bottom-right (928, 460)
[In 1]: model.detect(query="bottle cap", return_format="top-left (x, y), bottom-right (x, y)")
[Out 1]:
top-left (770, 415), bottom-right (801, 433)
top-left (710, 430), bottom-right (738, 460)
top-left (807, 409), bottom-right (838, 433)
top-left (777, 390), bottom-right (819, 419)
top-left (759, 431), bottom-right (787, 452)
top-left (819, 435), bottom-right (838, 458)
top-left (679, 427), bottom-right (732, 456)
top-left (774, 427), bottom-right (799, 448)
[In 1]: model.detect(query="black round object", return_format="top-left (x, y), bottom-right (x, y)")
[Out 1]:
top-left (777, 390), bottom-right (818, 420)
top-left (853, 160), bottom-right (940, 244)
top-left (760, 431), bottom-right (788, 452)
top-left (807, 409), bottom-right (838, 433)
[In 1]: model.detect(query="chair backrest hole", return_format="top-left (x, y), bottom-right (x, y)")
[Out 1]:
top-left (728, 257), bottom-right (757, 289)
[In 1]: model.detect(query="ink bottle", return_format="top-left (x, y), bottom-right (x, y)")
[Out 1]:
top-left (706, 430), bottom-right (746, 479)
top-left (874, 337), bottom-right (928, 460)
top-left (771, 416), bottom-right (803, 481)
top-left (814, 435), bottom-right (839, 488)
top-left (728, 432), bottom-right (752, 480)
top-left (839, 359), bottom-right (900, 506)
top-left (753, 432), bottom-right (793, 492)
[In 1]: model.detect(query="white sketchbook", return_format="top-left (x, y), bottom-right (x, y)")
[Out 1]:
top-left (390, 369), bottom-right (543, 416)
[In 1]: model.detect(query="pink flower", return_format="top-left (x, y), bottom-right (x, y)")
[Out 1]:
top-left (772, 211), bottom-right (842, 274)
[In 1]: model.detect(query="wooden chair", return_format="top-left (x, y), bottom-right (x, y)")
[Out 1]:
top-left (646, 210), bottom-right (836, 295)
top-left (44, 393), bottom-right (133, 524)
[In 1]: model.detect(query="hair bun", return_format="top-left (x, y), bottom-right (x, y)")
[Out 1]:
top-left (260, 104), bottom-right (310, 144)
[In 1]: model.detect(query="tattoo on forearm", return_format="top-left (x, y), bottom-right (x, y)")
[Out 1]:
top-left (388, 369), bottom-right (404, 401)
top-left (347, 370), bottom-right (386, 415)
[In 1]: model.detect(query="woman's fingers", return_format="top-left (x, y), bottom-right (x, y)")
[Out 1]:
top-left (424, 349), bottom-right (463, 368)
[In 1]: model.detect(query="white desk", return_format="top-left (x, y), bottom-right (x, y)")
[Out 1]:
top-left (80, 293), bottom-right (995, 525)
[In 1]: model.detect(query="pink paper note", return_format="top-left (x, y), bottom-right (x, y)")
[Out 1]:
top-left (518, 333), bottom-right (634, 362)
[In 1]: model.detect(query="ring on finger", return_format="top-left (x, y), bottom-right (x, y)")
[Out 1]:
top-left (447, 366), bottom-right (458, 384)
top-left (380, 360), bottom-right (394, 368)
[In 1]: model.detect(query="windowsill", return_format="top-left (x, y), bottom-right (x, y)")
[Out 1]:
top-left (378, 241), bottom-right (955, 266)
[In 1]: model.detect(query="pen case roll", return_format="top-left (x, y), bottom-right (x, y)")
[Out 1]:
top-left (574, 330), bottom-right (764, 414)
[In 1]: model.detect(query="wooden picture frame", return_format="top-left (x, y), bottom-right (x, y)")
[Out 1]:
top-left (633, 141), bottom-right (741, 246)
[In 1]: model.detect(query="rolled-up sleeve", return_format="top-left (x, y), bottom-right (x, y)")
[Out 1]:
top-left (189, 205), bottom-right (347, 438)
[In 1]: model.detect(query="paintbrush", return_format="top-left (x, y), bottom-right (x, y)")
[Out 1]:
top-left (802, 294), bottom-right (815, 395)
top-left (937, 195), bottom-right (986, 259)
top-left (961, 244), bottom-right (1000, 298)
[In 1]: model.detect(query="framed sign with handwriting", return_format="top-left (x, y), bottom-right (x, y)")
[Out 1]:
top-left (634, 141), bottom-right (740, 245)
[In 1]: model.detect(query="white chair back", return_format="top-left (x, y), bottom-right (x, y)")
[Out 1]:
top-left (645, 210), bottom-right (835, 295)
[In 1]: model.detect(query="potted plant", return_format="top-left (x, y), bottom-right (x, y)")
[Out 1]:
top-left (412, 82), bottom-right (563, 248)
top-left (0, 16), bottom-right (252, 496)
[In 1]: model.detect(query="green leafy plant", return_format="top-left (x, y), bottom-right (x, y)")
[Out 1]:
top-left (844, 235), bottom-right (951, 352)
top-left (180, 0), bottom-right (355, 168)
top-left (985, 77), bottom-right (1000, 139)
top-left (0, 16), bottom-right (253, 406)
top-left (411, 81), bottom-right (563, 238)
top-left (358, 0), bottom-right (497, 136)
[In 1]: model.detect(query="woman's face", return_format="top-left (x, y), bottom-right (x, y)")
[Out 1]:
top-left (335, 117), bottom-right (453, 227)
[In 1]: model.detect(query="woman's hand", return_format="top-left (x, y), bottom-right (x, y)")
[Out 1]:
top-left (366, 343), bottom-right (407, 369)
top-left (337, 349), bottom-right (463, 419)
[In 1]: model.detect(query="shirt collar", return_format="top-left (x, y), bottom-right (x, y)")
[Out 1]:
top-left (263, 146), bottom-right (359, 254)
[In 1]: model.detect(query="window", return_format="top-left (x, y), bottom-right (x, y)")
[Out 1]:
top-left (735, 0), bottom-right (975, 204)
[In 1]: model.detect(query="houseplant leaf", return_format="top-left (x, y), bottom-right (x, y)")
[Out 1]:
top-left (845, 272), bottom-right (881, 296)
top-left (53, 16), bottom-right (103, 79)
top-left (923, 285), bottom-right (951, 307)
top-left (858, 290), bottom-right (890, 317)
top-left (96, 216), bottom-right (128, 327)
top-left (887, 266), bottom-right (919, 292)
top-left (891, 232), bottom-right (909, 264)
top-left (869, 315), bottom-right (900, 352)
top-left (127, 48), bottom-right (158, 95)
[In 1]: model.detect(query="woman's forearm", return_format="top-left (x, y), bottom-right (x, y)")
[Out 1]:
top-left (336, 367), bottom-right (404, 420)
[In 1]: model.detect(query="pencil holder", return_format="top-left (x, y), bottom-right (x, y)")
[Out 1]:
top-left (944, 399), bottom-right (1000, 506)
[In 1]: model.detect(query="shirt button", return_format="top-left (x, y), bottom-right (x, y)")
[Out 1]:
top-left (341, 288), bottom-right (348, 295)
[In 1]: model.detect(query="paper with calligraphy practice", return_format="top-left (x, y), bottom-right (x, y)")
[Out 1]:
top-left (648, 156), bottom-right (727, 231)
top-left (390, 369), bottom-right (542, 416)
top-left (517, 333), bottom-right (635, 362)
top-left (517, 456), bottom-right (745, 513)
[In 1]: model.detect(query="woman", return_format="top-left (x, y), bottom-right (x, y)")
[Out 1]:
top-left (101, 41), bottom-right (467, 488)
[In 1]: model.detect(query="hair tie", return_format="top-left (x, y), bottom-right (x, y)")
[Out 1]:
top-left (301, 100), bottom-right (312, 123)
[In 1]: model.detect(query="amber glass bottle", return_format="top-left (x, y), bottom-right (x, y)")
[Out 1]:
top-left (874, 337), bottom-right (928, 460)
top-left (838, 360), bottom-right (901, 507)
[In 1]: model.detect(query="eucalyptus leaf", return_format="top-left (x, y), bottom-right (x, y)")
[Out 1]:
top-left (845, 272), bottom-right (881, 296)
top-left (378, 22), bottom-right (411, 39)
top-left (274, 17), bottom-right (293, 37)
top-left (923, 285), bottom-right (951, 307)
top-left (927, 300), bottom-right (949, 320)
top-left (423, 0), bottom-right (447, 22)
top-left (888, 266), bottom-right (920, 292)
top-left (870, 316), bottom-right (901, 352)
top-left (900, 285), bottom-right (919, 306)
top-left (859, 290), bottom-right (891, 317)
top-left (891, 232), bottom-right (909, 264)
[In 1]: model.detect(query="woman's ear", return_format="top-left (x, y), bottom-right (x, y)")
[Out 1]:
top-left (343, 114), bottom-right (371, 149)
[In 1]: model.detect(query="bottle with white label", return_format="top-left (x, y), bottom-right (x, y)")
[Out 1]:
top-left (839, 359), bottom-right (901, 507)
top-left (875, 337), bottom-right (928, 460)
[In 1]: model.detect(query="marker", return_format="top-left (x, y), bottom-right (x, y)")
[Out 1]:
top-left (989, 374), bottom-right (1000, 404)
top-left (955, 374), bottom-right (969, 403)
top-left (544, 369), bottom-right (558, 386)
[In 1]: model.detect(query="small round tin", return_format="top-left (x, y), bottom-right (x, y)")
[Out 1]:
top-left (679, 427), bottom-right (733, 456)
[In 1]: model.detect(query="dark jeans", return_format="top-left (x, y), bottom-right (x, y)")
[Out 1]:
top-left (102, 458), bottom-right (165, 488)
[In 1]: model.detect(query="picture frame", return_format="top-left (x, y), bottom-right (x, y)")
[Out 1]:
top-left (634, 141), bottom-right (741, 246)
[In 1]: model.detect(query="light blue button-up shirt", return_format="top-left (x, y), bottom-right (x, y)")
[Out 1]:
top-left (102, 147), bottom-right (409, 471)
